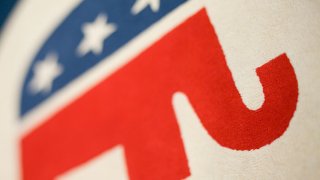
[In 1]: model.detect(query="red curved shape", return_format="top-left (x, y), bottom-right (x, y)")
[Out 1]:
top-left (186, 54), bottom-right (298, 150)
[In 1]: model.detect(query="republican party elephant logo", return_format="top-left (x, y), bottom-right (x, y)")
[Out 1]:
top-left (19, 0), bottom-right (298, 179)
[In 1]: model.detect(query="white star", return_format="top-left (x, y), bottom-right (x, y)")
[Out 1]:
top-left (131, 0), bottom-right (160, 15)
top-left (77, 14), bottom-right (117, 56)
top-left (29, 53), bottom-right (63, 94)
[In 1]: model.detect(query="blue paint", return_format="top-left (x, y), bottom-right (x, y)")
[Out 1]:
top-left (20, 0), bottom-right (186, 117)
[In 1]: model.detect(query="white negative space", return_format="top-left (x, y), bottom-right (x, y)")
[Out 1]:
top-left (172, 91), bottom-right (318, 180)
top-left (203, 0), bottom-right (320, 179)
top-left (205, 0), bottom-right (320, 111)
top-left (56, 146), bottom-right (129, 180)
top-left (173, 92), bottom-right (218, 180)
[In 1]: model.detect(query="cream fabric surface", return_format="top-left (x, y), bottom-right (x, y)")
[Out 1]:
top-left (0, 0), bottom-right (319, 179)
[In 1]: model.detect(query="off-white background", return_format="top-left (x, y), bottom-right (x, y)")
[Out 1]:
top-left (0, 0), bottom-right (319, 179)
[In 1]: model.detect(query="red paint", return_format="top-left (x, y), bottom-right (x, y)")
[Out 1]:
top-left (22, 9), bottom-right (298, 180)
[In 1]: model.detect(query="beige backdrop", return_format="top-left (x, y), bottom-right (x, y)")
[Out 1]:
top-left (0, 0), bottom-right (319, 179)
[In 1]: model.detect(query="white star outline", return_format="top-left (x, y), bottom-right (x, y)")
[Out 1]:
top-left (131, 0), bottom-right (161, 15)
top-left (77, 14), bottom-right (117, 56)
top-left (28, 53), bottom-right (63, 94)
top-left (28, 1), bottom-right (163, 95)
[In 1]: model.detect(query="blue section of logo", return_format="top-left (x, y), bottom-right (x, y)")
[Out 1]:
top-left (20, 0), bottom-right (186, 117)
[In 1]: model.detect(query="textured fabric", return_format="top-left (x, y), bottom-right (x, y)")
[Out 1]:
top-left (0, 0), bottom-right (319, 179)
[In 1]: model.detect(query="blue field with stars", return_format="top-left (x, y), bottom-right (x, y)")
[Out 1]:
top-left (20, 0), bottom-right (187, 117)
